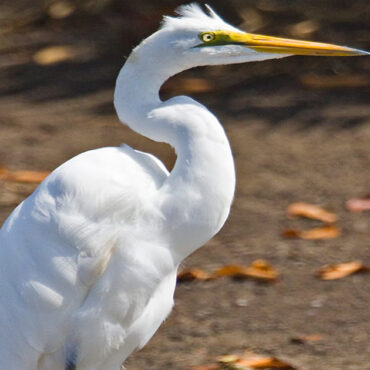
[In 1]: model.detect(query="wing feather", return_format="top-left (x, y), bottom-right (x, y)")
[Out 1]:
top-left (0, 145), bottom-right (169, 357)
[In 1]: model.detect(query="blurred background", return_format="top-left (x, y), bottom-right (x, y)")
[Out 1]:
top-left (0, 0), bottom-right (369, 369)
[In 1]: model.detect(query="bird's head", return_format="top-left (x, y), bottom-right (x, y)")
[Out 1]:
top-left (139, 3), bottom-right (368, 72)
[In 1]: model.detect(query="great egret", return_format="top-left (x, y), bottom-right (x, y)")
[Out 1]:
top-left (0, 4), bottom-right (367, 370)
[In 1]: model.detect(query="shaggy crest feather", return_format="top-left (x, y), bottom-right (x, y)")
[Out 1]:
top-left (161, 3), bottom-right (238, 32)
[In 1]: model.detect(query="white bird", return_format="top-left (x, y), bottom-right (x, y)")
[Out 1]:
top-left (0, 4), bottom-right (367, 370)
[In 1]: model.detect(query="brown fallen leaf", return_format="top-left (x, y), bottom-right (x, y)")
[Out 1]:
top-left (290, 333), bottom-right (324, 344)
top-left (163, 77), bottom-right (215, 94)
top-left (0, 167), bottom-right (49, 183)
top-left (214, 264), bottom-right (245, 277)
top-left (319, 261), bottom-right (369, 280)
top-left (346, 196), bottom-right (370, 213)
top-left (215, 259), bottom-right (278, 282)
top-left (179, 260), bottom-right (278, 283)
top-left (48, 1), bottom-right (75, 19)
top-left (287, 202), bottom-right (338, 223)
top-left (33, 45), bottom-right (79, 65)
top-left (300, 74), bottom-right (370, 89)
top-left (217, 354), bottom-right (239, 363)
top-left (190, 365), bottom-right (219, 370)
top-left (287, 19), bottom-right (319, 38)
top-left (218, 352), bottom-right (296, 369)
top-left (243, 259), bottom-right (278, 281)
top-left (283, 225), bottom-right (341, 240)
top-left (177, 267), bottom-right (215, 282)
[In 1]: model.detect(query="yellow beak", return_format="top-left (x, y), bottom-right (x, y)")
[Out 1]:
top-left (206, 31), bottom-right (369, 56)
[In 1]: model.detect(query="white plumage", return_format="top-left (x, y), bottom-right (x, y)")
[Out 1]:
top-left (0, 4), bottom-right (366, 369)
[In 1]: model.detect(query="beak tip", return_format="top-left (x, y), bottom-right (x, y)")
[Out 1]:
top-left (349, 47), bottom-right (370, 56)
top-left (358, 49), bottom-right (370, 56)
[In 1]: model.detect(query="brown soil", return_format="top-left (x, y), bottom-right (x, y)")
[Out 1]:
top-left (0, 1), bottom-right (369, 369)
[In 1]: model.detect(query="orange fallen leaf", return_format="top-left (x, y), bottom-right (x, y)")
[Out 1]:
top-left (179, 78), bottom-right (214, 93)
top-left (190, 365), bottom-right (219, 370)
top-left (283, 225), bottom-right (340, 240)
top-left (215, 260), bottom-right (278, 282)
top-left (164, 77), bottom-right (215, 94)
top-left (244, 259), bottom-right (279, 281)
top-left (218, 352), bottom-right (296, 369)
top-left (288, 20), bottom-right (319, 38)
top-left (179, 260), bottom-right (278, 283)
top-left (217, 354), bottom-right (239, 363)
top-left (346, 196), bottom-right (370, 212)
top-left (214, 265), bottom-right (245, 277)
top-left (0, 167), bottom-right (49, 183)
top-left (300, 74), bottom-right (370, 89)
top-left (290, 333), bottom-right (324, 344)
top-left (177, 267), bottom-right (215, 282)
top-left (33, 45), bottom-right (78, 65)
top-left (48, 0), bottom-right (75, 19)
top-left (300, 225), bottom-right (341, 239)
top-left (282, 229), bottom-right (302, 238)
top-left (319, 261), bottom-right (369, 280)
top-left (287, 202), bottom-right (338, 223)
top-left (0, 167), bottom-right (9, 179)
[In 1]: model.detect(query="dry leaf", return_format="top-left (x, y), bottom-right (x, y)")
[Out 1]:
top-left (288, 20), bottom-right (319, 37)
top-left (164, 77), bottom-right (215, 94)
top-left (218, 352), bottom-right (296, 369)
top-left (300, 74), bottom-right (370, 89)
top-left (283, 225), bottom-right (341, 240)
top-left (0, 167), bottom-right (10, 180)
top-left (190, 366), bottom-right (219, 370)
top-left (218, 355), bottom-right (239, 364)
top-left (346, 196), bottom-right (370, 212)
top-left (239, 8), bottom-right (264, 32)
top-left (177, 268), bottom-right (215, 282)
top-left (243, 259), bottom-right (278, 281)
top-left (319, 261), bottom-right (369, 280)
top-left (302, 334), bottom-right (323, 341)
top-left (180, 78), bottom-right (214, 93)
top-left (48, 1), bottom-right (75, 19)
top-left (0, 168), bottom-right (47, 183)
top-left (33, 46), bottom-right (78, 65)
top-left (5, 170), bottom-right (49, 183)
top-left (215, 260), bottom-right (278, 282)
top-left (290, 333), bottom-right (324, 344)
top-left (0, 167), bottom-right (49, 183)
top-left (214, 265), bottom-right (246, 277)
top-left (287, 202), bottom-right (337, 223)
top-left (179, 260), bottom-right (278, 283)
top-left (299, 225), bottom-right (341, 239)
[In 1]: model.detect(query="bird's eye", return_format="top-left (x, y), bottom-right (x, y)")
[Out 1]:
top-left (201, 33), bottom-right (215, 42)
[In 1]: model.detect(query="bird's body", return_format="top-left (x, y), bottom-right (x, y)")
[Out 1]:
top-left (0, 147), bottom-right (176, 369)
top-left (0, 4), bottom-right (366, 369)
top-left (0, 118), bottom-right (234, 369)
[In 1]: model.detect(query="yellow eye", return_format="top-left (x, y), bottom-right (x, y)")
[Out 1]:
top-left (201, 33), bottom-right (215, 42)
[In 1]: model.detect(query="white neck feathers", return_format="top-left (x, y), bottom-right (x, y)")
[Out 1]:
top-left (114, 30), bottom-right (236, 261)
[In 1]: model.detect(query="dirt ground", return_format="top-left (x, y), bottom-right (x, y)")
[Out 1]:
top-left (0, 1), bottom-right (369, 369)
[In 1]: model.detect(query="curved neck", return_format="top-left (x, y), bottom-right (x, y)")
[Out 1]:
top-left (114, 34), bottom-right (236, 263)
top-left (114, 30), bottom-right (186, 145)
